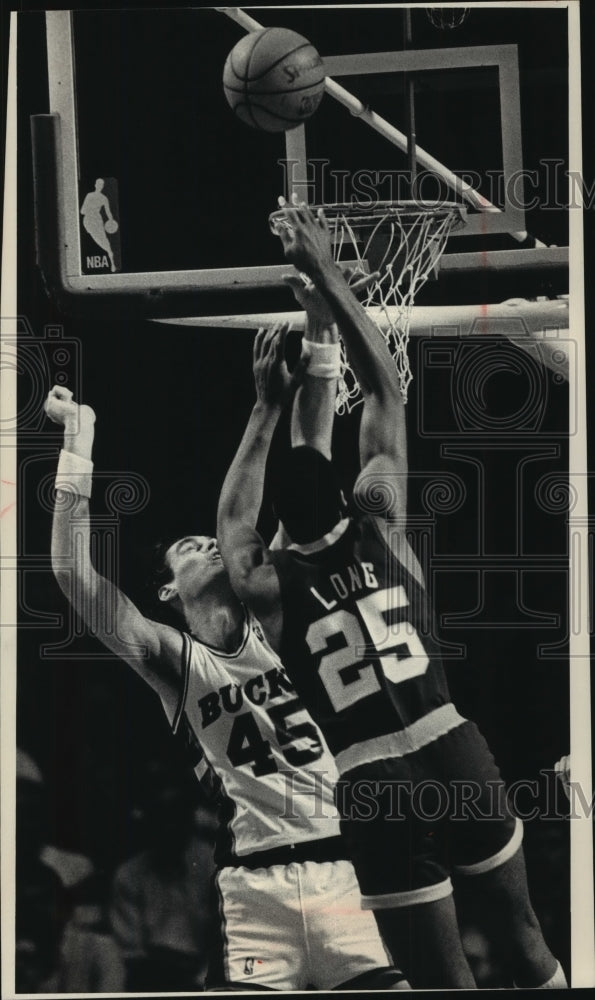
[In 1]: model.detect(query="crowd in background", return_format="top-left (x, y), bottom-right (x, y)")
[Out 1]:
top-left (15, 734), bottom-right (570, 992)
top-left (15, 747), bottom-right (218, 993)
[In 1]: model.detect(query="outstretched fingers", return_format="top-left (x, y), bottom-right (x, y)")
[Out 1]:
top-left (255, 322), bottom-right (289, 360)
top-left (277, 192), bottom-right (322, 232)
top-left (253, 326), bottom-right (267, 364)
top-left (346, 268), bottom-right (381, 294)
top-left (254, 325), bottom-right (281, 367)
top-left (315, 205), bottom-right (329, 235)
top-left (271, 321), bottom-right (290, 357)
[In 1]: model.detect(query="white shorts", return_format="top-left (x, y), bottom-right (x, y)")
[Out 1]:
top-left (212, 859), bottom-right (395, 991)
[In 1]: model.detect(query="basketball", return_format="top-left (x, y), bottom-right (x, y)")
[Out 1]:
top-left (105, 219), bottom-right (119, 234)
top-left (223, 27), bottom-right (326, 132)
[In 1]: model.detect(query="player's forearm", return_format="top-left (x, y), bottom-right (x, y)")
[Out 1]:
top-left (62, 407), bottom-right (95, 460)
top-left (291, 375), bottom-right (336, 459)
top-left (311, 264), bottom-right (398, 401)
top-left (217, 400), bottom-right (281, 539)
top-left (311, 265), bottom-right (407, 471)
top-left (51, 469), bottom-right (144, 654)
top-left (291, 315), bottom-right (339, 459)
top-left (51, 412), bottom-right (99, 602)
top-left (51, 496), bottom-right (95, 594)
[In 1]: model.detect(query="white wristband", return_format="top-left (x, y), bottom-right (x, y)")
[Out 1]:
top-left (302, 338), bottom-right (341, 378)
top-left (55, 449), bottom-right (94, 499)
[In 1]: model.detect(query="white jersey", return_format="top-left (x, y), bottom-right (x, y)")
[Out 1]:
top-left (163, 609), bottom-right (341, 860)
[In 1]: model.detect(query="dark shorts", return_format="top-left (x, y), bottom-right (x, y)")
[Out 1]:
top-left (335, 720), bottom-right (521, 908)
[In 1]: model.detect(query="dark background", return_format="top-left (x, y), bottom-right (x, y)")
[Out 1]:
top-left (70, 5), bottom-right (570, 277)
top-left (10, 1), bottom-right (594, 983)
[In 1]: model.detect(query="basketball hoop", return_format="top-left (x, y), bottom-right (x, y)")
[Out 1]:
top-left (270, 200), bottom-right (466, 410)
top-left (426, 7), bottom-right (470, 30)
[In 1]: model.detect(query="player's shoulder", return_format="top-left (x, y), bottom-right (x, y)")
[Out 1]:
top-left (132, 620), bottom-right (189, 721)
top-left (144, 616), bottom-right (187, 662)
top-left (353, 453), bottom-right (407, 522)
top-left (245, 608), bottom-right (269, 645)
top-left (182, 609), bottom-right (273, 662)
top-left (365, 514), bottom-right (426, 590)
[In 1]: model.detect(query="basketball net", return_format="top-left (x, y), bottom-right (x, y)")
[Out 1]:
top-left (272, 201), bottom-right (466, 411)
top-left (426, 8), bottom-right (470, 30)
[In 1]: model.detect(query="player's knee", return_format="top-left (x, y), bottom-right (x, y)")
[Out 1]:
top-left (475, 869), bottom-right (543, 944)
top-left (512, 904), bottom-right (547, 946)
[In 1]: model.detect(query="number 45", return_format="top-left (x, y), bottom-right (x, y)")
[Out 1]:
top-left (306, 586), bottom-right (429, 712)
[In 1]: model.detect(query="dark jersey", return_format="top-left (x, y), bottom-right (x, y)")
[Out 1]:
top-left (269, 514), bottom-right (453, 759)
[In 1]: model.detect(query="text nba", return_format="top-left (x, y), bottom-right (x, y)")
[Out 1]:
top-left (86, 255), bottom-right (111, 269)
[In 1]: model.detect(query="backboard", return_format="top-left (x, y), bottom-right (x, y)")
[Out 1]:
top-left (32, 5), bottom-right (569, 314)
top-left (4, 8), bottom-right (592, 995)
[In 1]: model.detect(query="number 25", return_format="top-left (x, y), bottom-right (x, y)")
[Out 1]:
top-left (305, 586), bottom-right (429, 712)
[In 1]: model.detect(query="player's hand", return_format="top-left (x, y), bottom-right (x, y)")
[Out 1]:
top-left (253, 323), bottom-right (309, 408)
top-left (283, 266), bottom-right (380, 333)
top-left (554, 754), bottom-right (571, 800)
top-left (44, 386), bottom-right (96, 428)
top-left (282, 271), bottom-right (336, 328)
top-left (274, 194), bottom-right (335, 278)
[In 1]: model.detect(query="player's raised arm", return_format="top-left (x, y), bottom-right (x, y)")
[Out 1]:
top-left (266, 240), bottom-right (341, 551)
top-left (274, 201), bottom-right (408, 523)
top-left (217, 325), bottom-right (306, 621)
top-left (287, 278), bottom-right (338, 453)
top-left (46, 386), bottom-right (183, 711)
top-left (282, 203), bottom-right (339, 460)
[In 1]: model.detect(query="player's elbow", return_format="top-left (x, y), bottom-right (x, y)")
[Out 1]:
top-left (354, 457), bottom-right (407, 523)
top-left (226, 555), bottom-right (255, 600)
top-left (229, 575), bottom-right (253, 605)
top-left (52, 562), bottom-right (72, 597)
top-left (226, 548), bottom-right (269, 604)
top-left (372, 376), bottom-right (403, 410)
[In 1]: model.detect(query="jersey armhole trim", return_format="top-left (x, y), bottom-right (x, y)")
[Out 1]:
top-left (199, 608), bottom-right (251, 660)
top-left (286, 517), bottom-right (350, 555)
top-left (172, 631), bottom-right (192, 734)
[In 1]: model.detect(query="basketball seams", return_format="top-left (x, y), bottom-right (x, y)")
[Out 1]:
top-left (222, 76), bottom-right (326, 97)
top-left (227, 26), bottom-right (273, 82)
top-left (232, 102), bottom-right (303, 128)
top-left (250, 102), bottom-right (320, 126)
top-left (243, 29), bottom-right (273, 130)
top-left (248, 41), bottom-right (318, 83)
top-left (223, 28), bottom-right (325, 132)
top-left (245, 26), bottom-right (275, 82)
top-left (228, 52), bottom-right (245, 84)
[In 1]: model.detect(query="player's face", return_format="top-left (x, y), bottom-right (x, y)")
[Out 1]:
top-left (166, 535), bottom-right (226, 596)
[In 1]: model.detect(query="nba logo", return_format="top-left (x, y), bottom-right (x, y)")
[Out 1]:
top-left (244, 957), bottom-right (254, 975)
top-left (80, 177), bottom-right (122, 273)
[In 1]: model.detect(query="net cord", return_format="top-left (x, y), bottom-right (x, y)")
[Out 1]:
top-left (299, 203), bottom-right (464, 411)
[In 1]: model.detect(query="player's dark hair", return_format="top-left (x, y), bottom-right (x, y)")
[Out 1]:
top-left (272, 446), bottom-right (345, 544)
top-left (142, 535), bottom-right (189, 622)
top-left (148, 539), bottom-right (176, 594)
